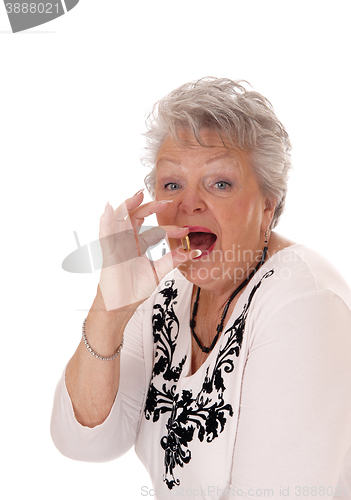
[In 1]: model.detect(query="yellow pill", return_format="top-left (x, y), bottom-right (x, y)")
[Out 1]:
top-left (181, 235), bottom-right (191, 252)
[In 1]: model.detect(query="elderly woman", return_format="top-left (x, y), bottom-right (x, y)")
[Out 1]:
top-left (51, 78), bottom-right (351, 499)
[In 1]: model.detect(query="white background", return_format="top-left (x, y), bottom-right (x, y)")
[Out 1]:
top-left (1, 1), bottom-right (350, 499)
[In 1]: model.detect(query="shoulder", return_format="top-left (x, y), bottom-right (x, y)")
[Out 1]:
top-left (246, 244), bottom-right (351, 335)
top-left (262, 244), bottom-right (351, 306)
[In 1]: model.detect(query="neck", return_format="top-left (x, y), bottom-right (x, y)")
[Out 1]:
top-left (196, 244), bottom-right (268, 307)
top-left (190, 246), bottom-right (268, 353)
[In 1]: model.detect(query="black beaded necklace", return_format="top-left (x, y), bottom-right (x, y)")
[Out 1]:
top-left (190, 246), bottom-right (268, 354)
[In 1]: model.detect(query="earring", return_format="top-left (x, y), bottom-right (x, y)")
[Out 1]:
top-left (264, 231), bottom-right (269, 248)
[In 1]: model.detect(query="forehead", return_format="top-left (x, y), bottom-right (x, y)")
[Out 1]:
top-left (156, 128), bottom-right (248, 170)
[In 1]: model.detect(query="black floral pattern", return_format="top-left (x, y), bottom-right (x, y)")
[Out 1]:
top-left (144, 271), bottom-right (274, 489)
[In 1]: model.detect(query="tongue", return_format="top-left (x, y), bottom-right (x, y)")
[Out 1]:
top-left (189, 232), bottom-right (216, 250)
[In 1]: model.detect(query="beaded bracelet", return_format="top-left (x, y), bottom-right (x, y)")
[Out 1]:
top-left (82, 317), bottom-right (124, 361)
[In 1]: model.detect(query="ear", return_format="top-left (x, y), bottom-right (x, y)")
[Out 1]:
top-left (262, 197), bottom-right (276, 232)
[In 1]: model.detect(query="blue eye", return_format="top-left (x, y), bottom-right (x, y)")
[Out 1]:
top-left (165, 182), bottom-right (180, 191)
top-left (214, 181), bottom-right (231, 190)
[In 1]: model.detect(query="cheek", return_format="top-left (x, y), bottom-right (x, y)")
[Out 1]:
top-left (156, 212), bottom-right (164, 225)
top-left (216, 200), bottom-right (251, 227)
top-left (216, 199), bottom-right (263, 243)
top-left (234, 196), bottom-right (264, 224)
top-left (156, 207), bottom-right (175, 227)
top-left (156, 215), bottom-right (168, 231)
top-left (154, 183), bottom-right (161, 198)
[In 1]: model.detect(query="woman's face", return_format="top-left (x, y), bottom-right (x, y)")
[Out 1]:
top-left (155, 128), bottom-right (275, 291)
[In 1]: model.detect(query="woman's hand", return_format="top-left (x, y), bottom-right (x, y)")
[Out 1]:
top-left (98, 190), bottom-right (200, 311)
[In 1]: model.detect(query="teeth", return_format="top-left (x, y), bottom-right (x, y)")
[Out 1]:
top-left (181, 235), bottom-right (191, 252)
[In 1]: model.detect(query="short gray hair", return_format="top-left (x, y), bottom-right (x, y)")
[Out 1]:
top-left (143, 77), bottom-right (292, 229)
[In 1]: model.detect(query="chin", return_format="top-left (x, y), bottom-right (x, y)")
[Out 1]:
top-left (177, 260), bottom-right (222, 286)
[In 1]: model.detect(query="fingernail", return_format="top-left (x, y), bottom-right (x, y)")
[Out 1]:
top-left (103, 202), bottom-right (111, 216)
top-left (192, 249), bottom-right (202, 258)
top-left (157, 200), bottom-right (173, 204)
top-left (133, 188), bottom-right (145, 197)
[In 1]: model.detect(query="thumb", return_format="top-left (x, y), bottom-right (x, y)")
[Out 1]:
top-left (153, 247), bottom-right (202, 281)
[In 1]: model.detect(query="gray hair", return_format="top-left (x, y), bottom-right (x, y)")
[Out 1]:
top-left (142, 77), bottom-right (292, 229)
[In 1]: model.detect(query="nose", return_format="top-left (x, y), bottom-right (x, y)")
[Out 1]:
top-left (178, 187), bottom-right (207, 215)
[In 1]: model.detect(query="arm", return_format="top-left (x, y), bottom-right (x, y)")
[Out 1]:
top-left (50, 293), bottom-right (148, 462)
top-left (50, 193), bottom-right (199, 460)
top-left (64, 287), bottom-right (142, 428)
top-left (230, 291), bottom-right (351, 498)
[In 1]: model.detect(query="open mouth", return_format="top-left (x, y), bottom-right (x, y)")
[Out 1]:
top-left (183, 226), bottom-right (217, 256)
top-left (188, 232), bottom-right (217, 251)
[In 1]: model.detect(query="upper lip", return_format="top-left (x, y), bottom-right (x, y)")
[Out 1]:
top-left (184, 225), bottom-right (215, 233)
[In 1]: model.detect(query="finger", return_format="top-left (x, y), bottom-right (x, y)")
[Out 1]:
top-left (124, 189), bottom-right (145, 213)
top-left (153, 246), bottom-right (202, 280)
top-left (112, 190), bottom-right (145, 227)
top-left (99, 202), bottom-right (115, 239)
top-left (113, 201), bottom-right (129, 222)
top-left (100, 225), bottom-right (182, 268)
top-left (141, 225), bottom-right (188, 243)
top-left (140, 226), bottom-right (167, 248)
top-left (129, 200), bottom-right (174, 228)
top-left (138, 225), bottom-right (189, 257)
top-left (161, 225), bottom-right (189, 239)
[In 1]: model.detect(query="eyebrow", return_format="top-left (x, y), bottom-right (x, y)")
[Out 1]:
top-left (205, 152), bottom-right (233, 164)
top-left (157, 158), bottom-right (181, 166)
top-left (157, 152), bottom-right (235, 167)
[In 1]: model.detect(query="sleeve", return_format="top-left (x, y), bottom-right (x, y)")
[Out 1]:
top-left (230, 290), bottom-right (351, 499)
top-left (50, 305), bottom-right (149, 462)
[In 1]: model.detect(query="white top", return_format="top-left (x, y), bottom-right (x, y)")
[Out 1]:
top-left (51, 245), bottom-right (351, 499)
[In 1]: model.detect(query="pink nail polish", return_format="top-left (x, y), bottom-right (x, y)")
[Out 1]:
top-left (133, 188), bottom-right (145, 197)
